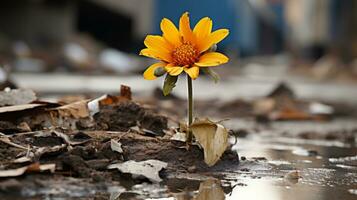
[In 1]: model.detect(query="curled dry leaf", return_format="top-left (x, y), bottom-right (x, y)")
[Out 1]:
top-left (107, 159), bottom-right (167, 182)
top-left (190, 118), bottom-right (229, 167)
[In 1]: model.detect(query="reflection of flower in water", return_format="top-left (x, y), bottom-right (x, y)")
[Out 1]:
top-left (194, 179), bottom-right (225, 200)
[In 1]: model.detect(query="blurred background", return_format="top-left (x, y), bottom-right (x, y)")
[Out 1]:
top-left (0, 0), bottom-right (357, 100)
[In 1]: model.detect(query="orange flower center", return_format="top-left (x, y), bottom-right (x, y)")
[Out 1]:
top-left (172, 43), bottom-right (199, 66)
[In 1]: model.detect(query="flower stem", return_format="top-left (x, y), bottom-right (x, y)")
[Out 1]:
top-left (187, 74), bottom-right (193, 143)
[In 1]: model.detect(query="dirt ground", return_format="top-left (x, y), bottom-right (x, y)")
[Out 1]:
top-left (0, 84), bottom-right (356, 200)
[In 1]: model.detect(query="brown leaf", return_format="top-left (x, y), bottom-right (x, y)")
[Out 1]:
top-left (55, 100), bottom-right (90, 119)
top-left (190, 118), bottom-right (229, 167)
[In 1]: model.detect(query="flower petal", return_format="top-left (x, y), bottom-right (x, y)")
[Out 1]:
top-left (198, 29), bottom-right (229, 52)
top-left (165, 64), bottom-right (184, 76)
top-left (195, 52), bottom-right (229, 67)
top-left (179, 12), bottom-right (195, 44)
top-left (193, 17), bottom-right (212, 40)
top-left (144, 35), bottom-right (173, 54)
top-left (209, 29), bottom-right (229, 45)
top-left (140, 48), bottom-right (172, 62)
top-left (184, 66), bottom-right (200, 79)
top-left (143, 62), bottom-right (166, 80)
top-left (161, 18), bottom-right (181, 47)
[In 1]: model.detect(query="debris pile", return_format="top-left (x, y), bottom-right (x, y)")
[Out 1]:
top-left (0, 85), bottom-right (238, 192)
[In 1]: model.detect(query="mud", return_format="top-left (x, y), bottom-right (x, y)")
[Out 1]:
top-left (0, 89), bottom-right (356, 200)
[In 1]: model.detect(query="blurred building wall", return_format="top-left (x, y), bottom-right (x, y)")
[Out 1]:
top-left (154, 0), bottom-right (286, 56)
top-left (0, 0), bottom-right (355, 59)
top-left (90, 0), bottom-right (154, 39)
top-left (285, 0), bottom-right (330, 48)
top-left (0, 0), bottom-right (76, 44)
top-left (284, 0), bottom-right (357, 61)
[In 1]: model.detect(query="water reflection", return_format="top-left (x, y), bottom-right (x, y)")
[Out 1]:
top-left (171, 179), bottom-right (225, 200)
top-left (170, 178), bottom-right (282, 200)
top-left (194, 179), bottom-right (225, 200)
top-left (226, 179), bottom-right (281, 200)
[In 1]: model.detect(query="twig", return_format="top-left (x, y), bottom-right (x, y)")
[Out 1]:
top-left (0, 136), bottom-right (28, 150)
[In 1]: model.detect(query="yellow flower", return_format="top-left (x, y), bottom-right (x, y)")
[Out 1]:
top-left (140, 12), bottom-right (229, 80)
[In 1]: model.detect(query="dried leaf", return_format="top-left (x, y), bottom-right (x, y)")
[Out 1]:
top-left (190, 118), bottom-right (229, 166)
top-left (108, 160), bottom-right (167, 182)
top-left (163, 74), bottom-right (178, 96)
top-left (110, 139), bottom-right (123, 153)
top-left (170, 132), bottom-right (187, 142)
top-left (55, 100), bottom-right (90, 119)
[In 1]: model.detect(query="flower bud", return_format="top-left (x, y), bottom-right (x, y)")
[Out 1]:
top-left (154, 66), bottom-right (166, 77)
